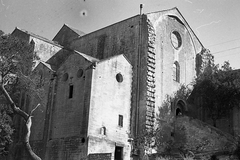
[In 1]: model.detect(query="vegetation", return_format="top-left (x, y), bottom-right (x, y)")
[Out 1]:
top-left (233, 137), bottom-right (240, 160)
top-left (0, 32), bottom-right (42, 159)
top-left (147, 50), bottom-right (240, 157)
top-left (193, 60), bottom-right (240, 127)
top-left (142, 85), bottom-right (193, 156)
top-left (0, 30), bottom-right (4, 36)
top-left (0, 104), bottom-right (13, 155)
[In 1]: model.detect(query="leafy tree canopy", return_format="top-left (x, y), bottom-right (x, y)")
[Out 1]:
top-left (0, 30), bottom-right (4, 36)
top-left (146, 50), bottom-right (240, 156)
top-left (193, 60), bottom-right (240, 125)
top-left (0, 33), bottom-right (34, 156)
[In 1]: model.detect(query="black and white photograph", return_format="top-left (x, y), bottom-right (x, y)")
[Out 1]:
top-left (0, 0), bottom-right (240, 160)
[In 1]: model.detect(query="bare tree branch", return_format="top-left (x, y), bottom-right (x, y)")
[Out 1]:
top-left (0, 34), bottom-right (41, 159)
top-left (0, 84), bottom-right (28, 120)
top-left (0, 84), bottom-right (42, 160)
top-left (30, 103), bottom-right (40, 116)
top-left (3, 80), bottom-right (9, 86)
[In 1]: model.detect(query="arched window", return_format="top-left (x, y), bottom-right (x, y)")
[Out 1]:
top-left (173, 61), bottom-right (180, 82)
top-left (175, 99), bottom-right (187, 117)
top-left (100, 126), bottom-right (106, 135)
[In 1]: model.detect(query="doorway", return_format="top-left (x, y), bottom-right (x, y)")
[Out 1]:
top-left (114, 146), bottom-right (123, 160)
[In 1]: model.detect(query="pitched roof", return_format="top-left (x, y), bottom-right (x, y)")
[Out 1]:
top-left (74, 50), bottom-right (99, 63)
top-left (98, 54), bottom-right (131, 66)
top-left (45, 48), bottom-right (99, 71)
top-left (33, 60), bottom-right (55, 72)
top-left (146, 7), bottom-right (204, 52)
top-left (13, 27), bottom-right (63, 48)
top-left (64, 24), bottom-right (85, 36)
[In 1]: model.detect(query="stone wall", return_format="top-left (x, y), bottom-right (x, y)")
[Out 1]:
top-left (28, 53), bottom-right (93, 160)
top-left (146, 11), bottom-right (199, 117)
top-left (145, 19), bottom-right (156, 130)
top-left (88, 153), bottom-right (111, 160)
top-left (12, 28), bottom-right (63, 64)
top-left (174, 116), bottom-right (236, 153)
top-left (45, 137), bottom-right (87, 160)
top-left (53, 24), bottom-right (85, 48)
top-left (148, 116), bottom-right (237, 160)
top-left (69, 15), bottom-right (144, 139)
top-left (29, 62), bottom-right (54, 141)
top-left (30, 36), bottom-right (62, 63)
top-left (88, 55), bottom-right (132, 160)
top-left (50, 53), bottom-right (92, 139)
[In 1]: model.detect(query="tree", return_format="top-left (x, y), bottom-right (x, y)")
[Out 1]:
top-left (145, 51), bottom-right (240, 157)
top-left (0, 103), bottom-right (13, 156)
top-left (0, 30), bottom-right (4, 36)
top-left (0, 34), bottom-right (42, 160)
top-left (144, 85), bottom-right (192, 155)
top-left (193, 61), bottom-right (240, 127)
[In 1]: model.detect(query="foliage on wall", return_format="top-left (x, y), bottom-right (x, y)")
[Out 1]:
top-left (193, 60), bottom-right (240, 127)
top-left (147, 82), bottom-right (237, 159)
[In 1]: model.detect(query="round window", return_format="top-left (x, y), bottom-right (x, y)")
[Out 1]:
top-left (116, 73), bottom-right (123, 83)
top-left (62, 73), bottom-right (68, 81)
top-left (77, 69), bottom-right (84, 78)
top-left (171, 31), bottom-right (182, 49)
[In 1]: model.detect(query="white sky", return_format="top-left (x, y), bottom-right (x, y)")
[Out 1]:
top-left (1, 0), bottom-right (240, 69)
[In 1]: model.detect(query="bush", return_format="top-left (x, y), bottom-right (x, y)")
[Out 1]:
top-left (233, 137), bottom-right (240, 160)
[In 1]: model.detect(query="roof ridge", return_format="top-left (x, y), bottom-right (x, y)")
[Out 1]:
top-left (73, 50), bottom-right (99, 62)
top-left (14, 27), bottom-right (63, 48)
top-left (64, 24), bottom-right (85, 36)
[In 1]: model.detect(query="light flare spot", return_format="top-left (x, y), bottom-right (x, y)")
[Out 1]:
top-left (80, 10), bottom-right (87, 17)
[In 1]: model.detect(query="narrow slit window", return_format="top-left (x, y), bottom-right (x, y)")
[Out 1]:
top-left (173, 61), bottom-right (180, 82)
top-left (69, 84), bottom-right (74, 99)
top-left (118, 115), bottom-right (123, 127)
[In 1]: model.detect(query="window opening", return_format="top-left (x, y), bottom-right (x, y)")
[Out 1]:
top-left (62, 73), bottom-right (68, 81)
top-left (100, 127), bottom-right (106, 135)
top-left (69, 84), bottom-right (74, 99)
top-left (173, 61), bottom-right (180, 82)
top-left (81, 138), bottom-right (85, 143)
top-left (77, 69), bottom-right (84, 78)
top-left (116, 73), bottom-right (123, 83)
top-left (118, 115), bottom-right (123, 127)
top-left (171, 31), bottom-right (182, 49)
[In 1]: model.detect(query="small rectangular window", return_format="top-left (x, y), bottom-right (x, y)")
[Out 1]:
top-left (118, 115), bottom-right (123, 127)
top-left (69, 84), bottom-right (74, 99)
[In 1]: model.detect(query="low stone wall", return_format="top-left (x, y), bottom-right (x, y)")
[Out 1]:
top-left (174, 116), bottom-right (236, 153)
top-left (88, 153), bottom-right (111, 160)
top-left (149, 116), bottom-right (238, 160)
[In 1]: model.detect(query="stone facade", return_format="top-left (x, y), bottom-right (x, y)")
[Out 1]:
top-left (8, 7), bottom-right (205, 160)
top-left (88, 55), bottom-right (132, 160)
top-left (53, 24), bottom-right (85, 48)
top-left (12, 27), bottom-right (63, 64)
top-left (88, 153), bottom-right (111, 160)
top-left (145, 19), bottom-right (156, 131)
top-left (67, 8), bottom-right (203, 144)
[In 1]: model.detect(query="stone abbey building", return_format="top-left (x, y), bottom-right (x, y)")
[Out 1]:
top-left (9, 7), bottom-right (205, 160)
